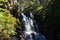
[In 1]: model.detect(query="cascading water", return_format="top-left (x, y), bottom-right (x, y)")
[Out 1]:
top-left (21, 13), bottom-right (46, 40)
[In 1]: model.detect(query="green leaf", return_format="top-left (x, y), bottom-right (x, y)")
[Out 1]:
top-left (37, 5), bottom-right (43, 11)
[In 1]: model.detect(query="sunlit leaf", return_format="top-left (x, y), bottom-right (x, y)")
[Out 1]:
top-left (37, 6), bottom-right (43, 11)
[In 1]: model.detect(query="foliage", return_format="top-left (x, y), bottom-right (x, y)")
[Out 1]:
top-left (18, 0), bottom-right (60, 40)
top-left (0, 0), bottom-right (59, 40)
top-left (0, 8), bottom-right (17, 40)
top-left (0, 0), bottom-right (6, 2)
top-left (0, 0), bottom-right (19, 40)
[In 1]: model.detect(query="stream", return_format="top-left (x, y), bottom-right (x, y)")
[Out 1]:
top-left (21, 13), bottom-right (46, 40)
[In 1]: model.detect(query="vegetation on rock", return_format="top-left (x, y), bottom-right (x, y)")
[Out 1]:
top-left (0, 0), bottom-right (20, 40)
top-left (0, 0), bottom-right (60, 40)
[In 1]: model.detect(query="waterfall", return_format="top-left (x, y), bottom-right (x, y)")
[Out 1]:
top-left (21, 13), bottom-right (46, 40)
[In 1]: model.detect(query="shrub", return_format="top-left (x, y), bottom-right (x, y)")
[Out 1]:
top-left (0, 8), bottom-right (17, 40)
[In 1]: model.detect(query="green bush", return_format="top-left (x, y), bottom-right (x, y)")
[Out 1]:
top-left (0, 8), bottom-right (17, 40)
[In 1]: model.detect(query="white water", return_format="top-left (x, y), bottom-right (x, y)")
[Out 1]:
top-left (21, 13), bottom-right (46, 40)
